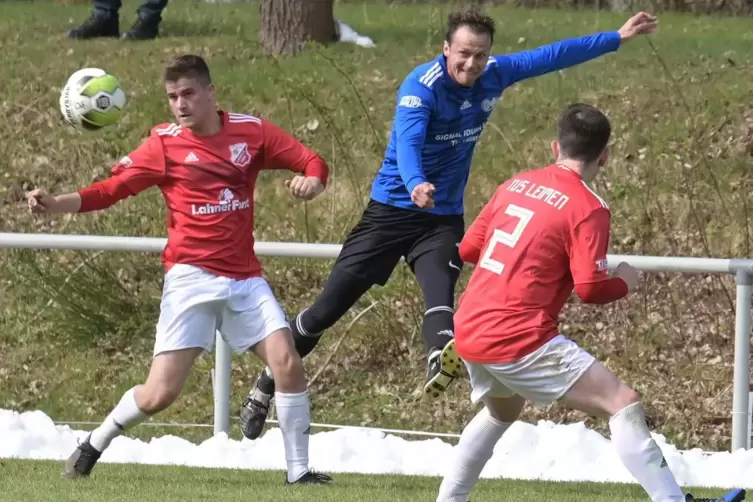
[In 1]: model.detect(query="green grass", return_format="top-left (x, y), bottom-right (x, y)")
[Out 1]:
top-left (0, 0), bottom-right (752, 457)
top-left (0, 458), bottom-right (733, 501)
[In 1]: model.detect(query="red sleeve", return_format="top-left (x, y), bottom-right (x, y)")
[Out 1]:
top-left (570, 208), bottom-right (628, 304)
top-left (77, 134), bottom-right (166, 213)
top-left (459, 190), bottom-right (499, 265)
top-left (260, 120), bottom-right (328, 186)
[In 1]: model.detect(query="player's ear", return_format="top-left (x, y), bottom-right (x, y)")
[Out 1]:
top-left (443, 40), bottom-right (451, 57)
top-left (551, 140), bottom-right (559, 159)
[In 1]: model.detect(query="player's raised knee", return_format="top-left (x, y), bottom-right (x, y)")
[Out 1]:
top-left (269, 343), bottom-right (303, 375)
top-left (270, 352), bottom-right (306, 393)
top-left (135, 383), bottom-right (182, 414)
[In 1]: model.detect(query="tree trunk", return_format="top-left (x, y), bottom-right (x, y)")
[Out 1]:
top-left (259, 0), bottom-right (337, 56)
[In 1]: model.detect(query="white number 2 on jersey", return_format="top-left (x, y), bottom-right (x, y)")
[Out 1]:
top-left (479, 204), bottom-right (535, 275)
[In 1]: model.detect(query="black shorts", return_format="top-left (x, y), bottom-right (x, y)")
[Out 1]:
top-left (333, 199), bottom-right (465, 286)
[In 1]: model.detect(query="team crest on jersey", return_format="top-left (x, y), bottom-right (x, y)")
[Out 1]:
top-left (229, 142), bottom-right (252, 168)
top-left (481, 97), bottom-right (499, 113)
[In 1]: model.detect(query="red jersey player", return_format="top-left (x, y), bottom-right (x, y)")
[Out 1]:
top-left (26, 55), bottom-right (333, 485)
top-left (436, 104), bottom-right (744, 502)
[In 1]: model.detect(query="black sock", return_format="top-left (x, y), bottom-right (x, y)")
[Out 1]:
top-left (257, 367), bottom-right (275, 394)
top-left (292, 310), bottom-right (322, 359)
top-left (422, 307), bottom-right (455, 357)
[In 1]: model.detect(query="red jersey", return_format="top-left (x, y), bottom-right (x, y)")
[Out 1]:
top-left (454, 164), bottom-right (628, 364)
top-left (77, 110), bottom-right (328, 280)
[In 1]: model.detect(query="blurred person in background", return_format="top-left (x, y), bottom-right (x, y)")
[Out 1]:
top-left (67, 0), bottom-right (167, 40)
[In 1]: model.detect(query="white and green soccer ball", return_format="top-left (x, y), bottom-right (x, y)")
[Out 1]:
top-left (59, 68), bottom-right (126, 130)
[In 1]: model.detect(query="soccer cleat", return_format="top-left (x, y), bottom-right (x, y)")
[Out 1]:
top-left (685, 489), bottom-right (746, 502)
top-left (423, 338), bottom-right (463, 398)
top-left (239, 371), bottom-right (274, 440)
top-left (66, 12), bottom-right (119, 39)
top-left (286, 470), bottom-right (333, 485)
top-left (63, 434), bottom-right (102, 479)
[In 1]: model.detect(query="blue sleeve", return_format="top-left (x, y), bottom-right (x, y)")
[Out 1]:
top-left (393, 78), bottom-right (435, 194)
top-left (493, 31), bottom-right (622, 88)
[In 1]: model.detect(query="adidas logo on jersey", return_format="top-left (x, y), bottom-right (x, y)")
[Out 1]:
top-left (460, 100), bottom-right (472, 110)
top-left (184, 152), bottom-right (199, 163)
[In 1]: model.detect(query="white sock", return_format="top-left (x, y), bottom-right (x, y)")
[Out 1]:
top-left (609, 402), bottom-right (684, 502)
top-left (436, 407), bottom-right (511, 502)
top-left (89, 387), bottom-right (149, 452)
top-left (275, 390), bottom-right (311, 483)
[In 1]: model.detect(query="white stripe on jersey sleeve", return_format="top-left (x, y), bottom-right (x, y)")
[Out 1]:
top-left (580, 181), bottom-right (609, 209)
top-left (155, 123), bottom-right (182, 136)
top-left (418, 62), bottom-right (442, 88)
top-left (228, 112), bottom-right (262, 124)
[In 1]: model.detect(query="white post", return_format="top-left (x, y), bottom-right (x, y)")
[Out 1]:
top-left (213, 331), bottom-right (232, 436)
top-left (748, 390), bottom-right (752, 450)
top-left (731, 270), bottom-right (752, 451)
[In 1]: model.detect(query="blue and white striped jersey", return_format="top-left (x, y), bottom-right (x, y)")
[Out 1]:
top-left (369, 31), bottom-right (622, 216)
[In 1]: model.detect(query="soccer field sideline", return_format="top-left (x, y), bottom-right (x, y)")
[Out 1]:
top-left (2, 408), bottom-right (751, 491)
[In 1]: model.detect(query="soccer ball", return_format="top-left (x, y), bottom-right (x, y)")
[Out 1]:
top-left (59, 68), bottom-right (126, 130)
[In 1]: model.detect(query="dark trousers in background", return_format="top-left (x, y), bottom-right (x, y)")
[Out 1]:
top-left (94, 0), bottom-right (168, 20)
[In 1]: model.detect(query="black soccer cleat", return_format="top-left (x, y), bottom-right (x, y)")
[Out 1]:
top-left (239, 370), bottom-right (275, 440)
top-left (423, 339), bottom-right (463, 398)
top-left (286, 470), bottom-right (333, 485)
top-left (67, 12), bottom-right (119, 39)
top-left (120, 16), bottom-right (160, 40)
top-left (63, 434), bottom-right (102, 479)
top-left (685, 488), bottom-right (746, 502)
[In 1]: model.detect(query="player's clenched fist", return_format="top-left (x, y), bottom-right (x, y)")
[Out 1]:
top-left (285, 175), bottom-right (324, 201)
top-left (26, 189), bottom-right (57, 214)
top-left (411, 182), bottom-right (436, 209)
top-left (614, 262), bottom-right (640, 293)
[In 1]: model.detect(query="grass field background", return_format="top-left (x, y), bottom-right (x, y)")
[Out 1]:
top-left (0, 458), bottom-right (734, 502)
top-left (0, 0), bottom-right (752, 479)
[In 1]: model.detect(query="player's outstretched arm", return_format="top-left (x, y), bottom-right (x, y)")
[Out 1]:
top-left (26, 190), bottom-right (82, 214)
top-left (260, 120), bottom-right (328, 201)
top-left (492, 11), bottom-right (657, 88)
top-left (26, 136), bottom-right (165, 215)
top-left (570, 208), bottom-right (634, 304)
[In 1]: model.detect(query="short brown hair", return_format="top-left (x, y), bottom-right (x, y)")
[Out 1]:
top-left (445, 6), bottom-right (495, 45)
top-left (557, 104), bottom-right (612, 163)
top-left (163, 54), bottom-right (211, 86)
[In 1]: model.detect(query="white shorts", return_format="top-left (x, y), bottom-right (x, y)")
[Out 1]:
top-left (153, 264), bottom-right (290, 356)
top-left (464, 334), bottom-right (595, 408)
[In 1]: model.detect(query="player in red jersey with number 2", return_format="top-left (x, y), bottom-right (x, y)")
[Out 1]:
top-left (436, 104), bottom-right (745, 502)
top-left (26, 55), bottom-right (333, 486)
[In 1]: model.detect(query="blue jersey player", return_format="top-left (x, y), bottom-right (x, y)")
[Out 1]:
top-left (239, 6), bottom-right (659, 440)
